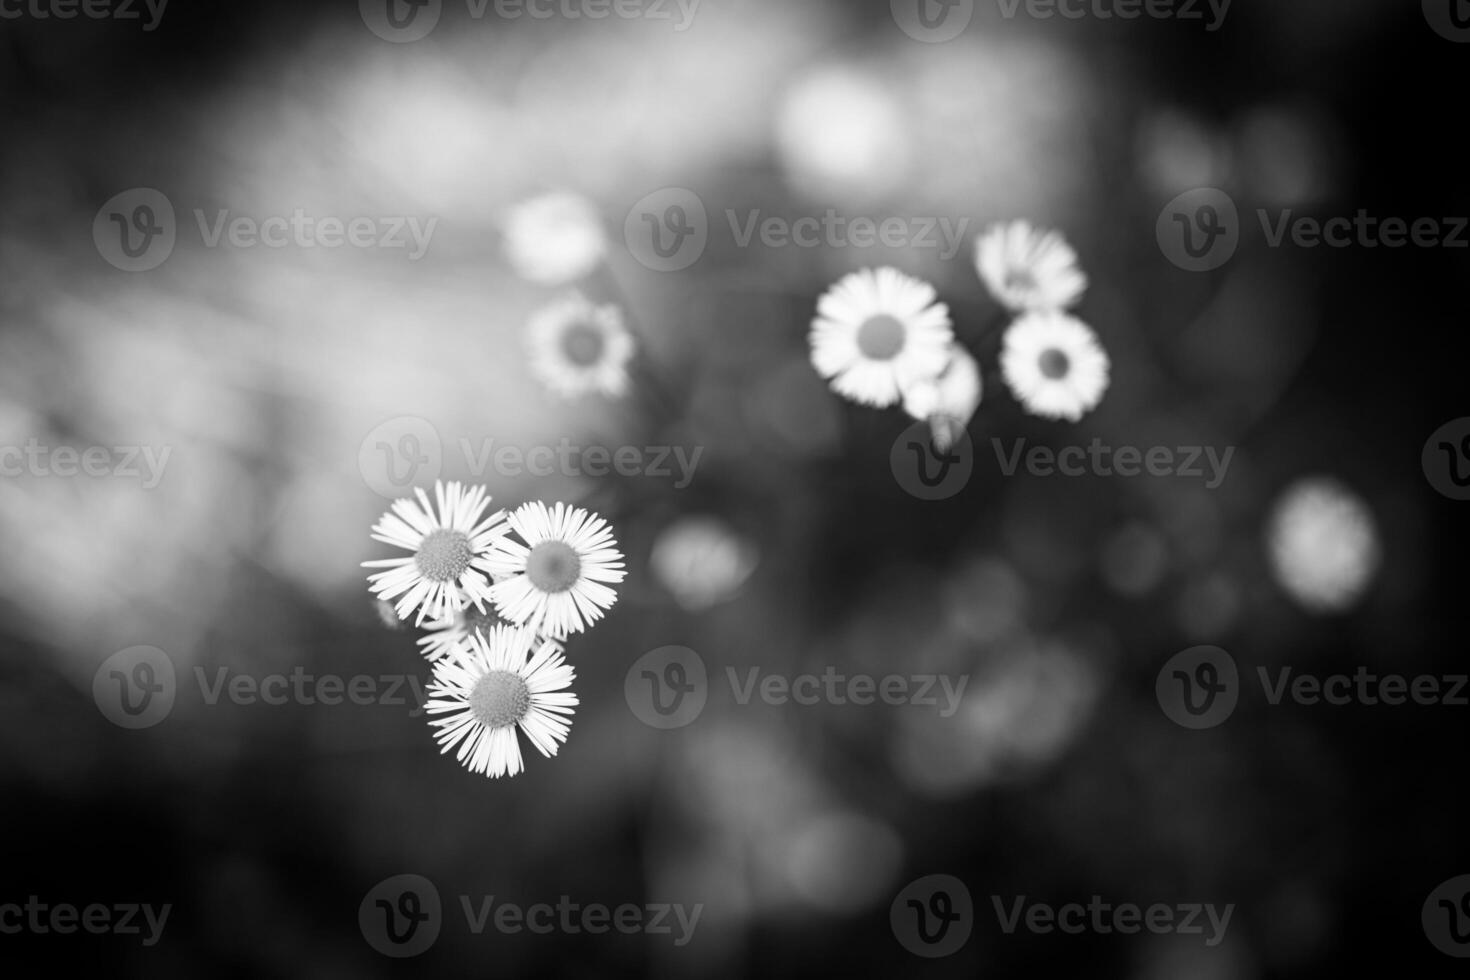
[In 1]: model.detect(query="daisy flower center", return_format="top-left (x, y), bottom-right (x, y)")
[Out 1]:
top-left (525, 540), bottom-right (583, 593)
top-left (457, 604), bottom-right (501, 634)
top-left (414, 529), bottom-right (474, 582)
top-left (1005, 268), bottom-right (1038, 294)
top-left (560, 322), bottom-right (606, 368)
top-left (469, 670), bottom-right (531, 730)
top-left (856, 314), bottom-right (907, 361)
top-left (1038, 348), bottom-right (1071, 380)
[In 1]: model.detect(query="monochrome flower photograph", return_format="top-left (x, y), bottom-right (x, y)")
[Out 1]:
top-left (0, 1), bottom-right (1462, 977)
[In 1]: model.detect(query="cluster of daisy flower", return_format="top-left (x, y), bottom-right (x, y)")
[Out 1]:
top-left (809, 220), bottom-right (1111, 447)
top-left (364, 481), bottom-right (625, 778)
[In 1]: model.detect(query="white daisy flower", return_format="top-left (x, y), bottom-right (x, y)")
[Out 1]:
top-left (974, 220), bottom-right (1088, 313)
top-left (416, 601), bottom-right (516, 662)
top-left (809, 267), bottom-right (954, 408)
top-left (487, 501), bottom-right (626, 638)
top-left (503, 192), bottom-right (607, 285)
top-left (362, 481), bottom-right (507, 627)
top-left (1266, 477), bottom-right (1380, 613)
top-left (901, 344), bottom-right (983, 451)
top-left (425, 626), bottom-right (578, 779)
top-left (999, 311), bottom-right (1110, 422)
top-left (526, 294), bottom-right (636, 399)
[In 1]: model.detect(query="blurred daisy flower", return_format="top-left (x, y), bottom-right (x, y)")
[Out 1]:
top-left (373, 598), bottom-right (406, 631)
top-left (416, 601), bottom-right (516, 662)
top-left (1266, 477), bottom-right (1381, 613)
top-left (901, 344), bottom-right (983, 451)
top-left (975, 220), bottom-right (1088, 313)
top-left (503, 192), bottom-right (607, 285)
top-left (363, 481), bottom-right (507, 626)
top-left (425, 626), bottom-right (578, 779)
top-left (776, 65), bottom-right (911, 202)
top-left (488, 501), bottom-right (627, 638)
top-left (809, 267), bottom-right (954, 408)
top-left (1000, 311), bottom-right (1110, 422)
top-left (649, 516), bottom-right (759, 611)
top-left (526, 294), bottom-right (636, 399)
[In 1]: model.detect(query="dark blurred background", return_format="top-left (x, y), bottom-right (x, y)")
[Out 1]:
top-left (2, 0), bottom-right (1467, 976)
